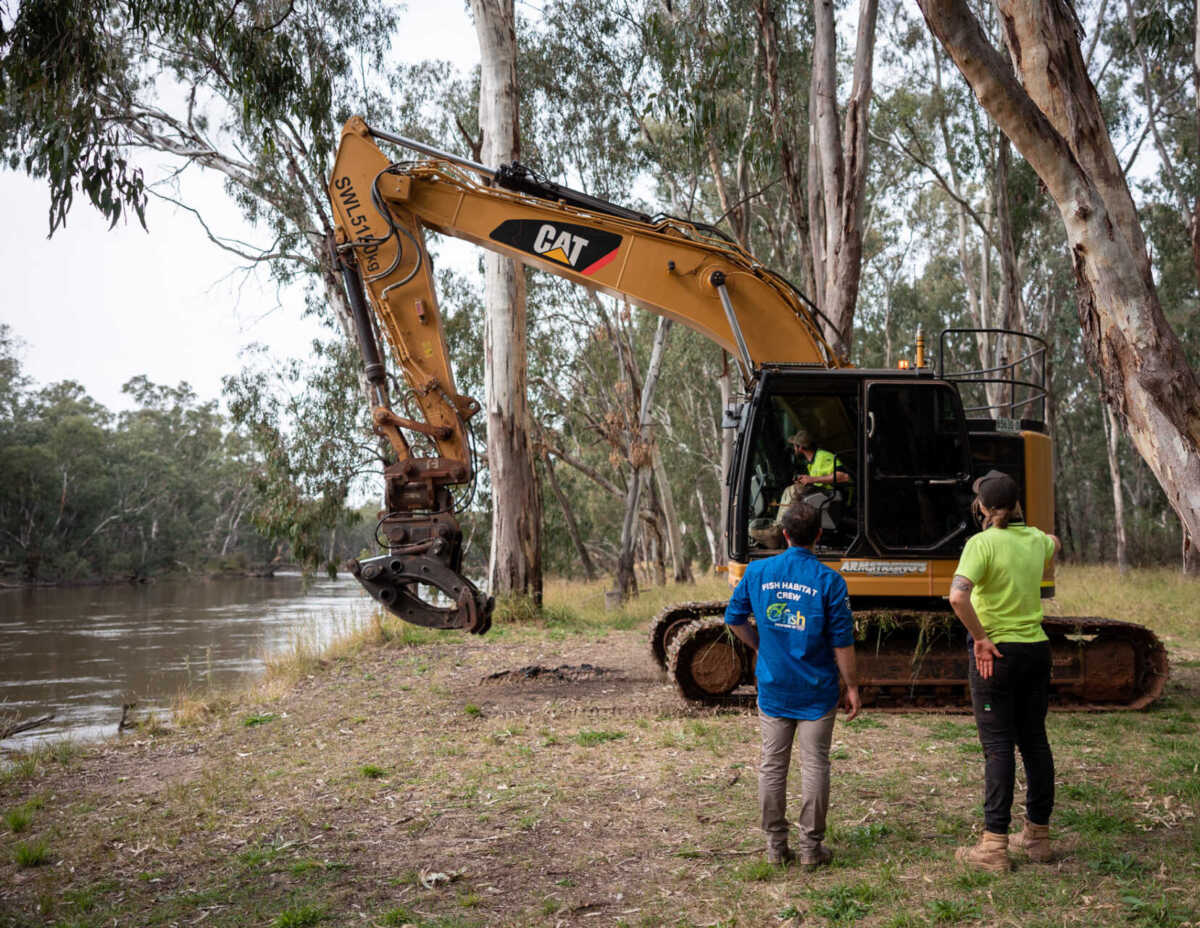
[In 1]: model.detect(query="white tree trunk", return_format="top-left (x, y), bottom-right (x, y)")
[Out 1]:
top-left (1103, 403), bottom-right (1129, 572)
top-left (695, 485), bottom-right (720, 571)
top-left (652, 445), bottom-right (693, 584)
top-left (715, 358), bottom-right (733, 571)
top-left (615, 318), bottom-right (673, 599)
top-left (471, 0), bottom-right (542, 603)
top-left (810, 0), bottom-right (878, 358)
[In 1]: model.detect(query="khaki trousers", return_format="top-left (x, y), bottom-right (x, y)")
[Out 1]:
top-left (759, 708), bottom-right (837, 854)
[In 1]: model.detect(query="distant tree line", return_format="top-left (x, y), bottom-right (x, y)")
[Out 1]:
top-left (0, 326), bottom-right (376, 584)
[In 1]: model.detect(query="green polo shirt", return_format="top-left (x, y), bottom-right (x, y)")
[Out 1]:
top-left (954, 523), bottom-right (1056, 643)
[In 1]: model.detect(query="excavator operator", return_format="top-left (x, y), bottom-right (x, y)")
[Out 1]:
top-left (776, 429), bottom-right (853, 525)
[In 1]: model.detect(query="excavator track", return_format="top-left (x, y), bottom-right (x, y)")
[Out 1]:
top-left (649, 601), bottom-right (730, 671)
top-left (658, 604), bottom-right (1168, 711)
top-left (664, 616), bottom-right (755, 705)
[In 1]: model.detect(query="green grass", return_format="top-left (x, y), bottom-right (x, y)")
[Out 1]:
top-left (3, 805), bottom-right (33, 832)
top-left (571, 729), bottom-right (626, 746)
top-left (924, 720), bottom-right (976, 740)
top-left (1057, 805), bottom-right (1134, 835)
top-left (1087, 850), bottom-right (1148, 877)
top-left (844, 715), bottom-right (885, 731)
top-left (732, 858), bottom-right (782, 881)
top-left (841, 822), bottom-right (891, 847)
top-left (926, 898), bottom-right (981, 923)
top-left (13, 839), bottom-right (51, 867)
top-left (808, 882), bottom-right (877, 923)
top-left (0, 567), bottom-right (1193, 928)
top-left (271, 904), bottom-right (325, 927)
top-left (359, 764), bottom-right (387, 779)
top-left (1048, 566), bottom-right (1199, 641)
top-left (242, 712), bottom-right (279, 727)
top-left (463, 703), bottom-right (482, 717)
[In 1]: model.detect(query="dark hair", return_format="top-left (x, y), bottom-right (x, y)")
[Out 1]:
top-left (780, 502), bottom-right (821, 546)
top-left (972, 497), bottom-right (1024, 530)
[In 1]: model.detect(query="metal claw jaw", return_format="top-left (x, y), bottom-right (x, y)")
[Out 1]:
top-left (352, 554), bottom-right (494, 634)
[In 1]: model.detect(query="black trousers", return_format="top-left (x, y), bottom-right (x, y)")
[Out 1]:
top-left (967, 640), bottom-right (1055, 833)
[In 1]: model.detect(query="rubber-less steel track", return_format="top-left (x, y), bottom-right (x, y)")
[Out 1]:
top-left (655, 602), bottom-right (1169, 711)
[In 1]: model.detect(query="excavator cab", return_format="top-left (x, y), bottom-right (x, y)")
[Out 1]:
top-left (729, 368), bottom-right (974, 570)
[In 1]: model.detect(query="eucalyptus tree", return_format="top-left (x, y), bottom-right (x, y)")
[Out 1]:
top-left (468, 0), bottom-right (544, 604)
top-left (917, 0), bottom-right (1200, 564)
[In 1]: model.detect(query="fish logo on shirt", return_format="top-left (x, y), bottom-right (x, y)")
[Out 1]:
top-left (765, 602), bottom-right (806, 630)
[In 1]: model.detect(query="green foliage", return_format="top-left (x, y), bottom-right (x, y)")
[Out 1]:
top-left (732, 858), bottom-right (780, 881)
top-left (3, 805), bottom-right (33, 833)
top-left (926, 898), bottom-right (981, 923)
top-left (1, 0), bottom-right (396, 234)
top-left (242, 713), bottom-right (279, 728)
top-left (0, 330), bottom-right (375, 582)
top-left (223, 340), bottom-right (376, 572)
top-left (358, 764), bottom-right (386, 779)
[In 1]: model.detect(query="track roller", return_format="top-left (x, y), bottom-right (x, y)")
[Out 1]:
top-left (666, 616), bottom-right (755, 702)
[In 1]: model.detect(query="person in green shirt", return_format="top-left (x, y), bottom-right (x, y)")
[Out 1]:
top-left (949, 470), bottom-right (1062, 872)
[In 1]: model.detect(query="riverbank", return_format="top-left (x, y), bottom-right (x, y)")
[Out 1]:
top-left (2, 570), bottom-right (1198, 927)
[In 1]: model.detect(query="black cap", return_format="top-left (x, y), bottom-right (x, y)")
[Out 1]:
top-left (973, 470), bottom-right (1019, 509)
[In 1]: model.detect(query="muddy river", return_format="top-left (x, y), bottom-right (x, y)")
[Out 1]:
top-left (0, 574), bottom-right (373, 749)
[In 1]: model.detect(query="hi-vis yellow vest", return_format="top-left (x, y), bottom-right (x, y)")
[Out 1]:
top-left (805, 449), bottom-right (841, 490)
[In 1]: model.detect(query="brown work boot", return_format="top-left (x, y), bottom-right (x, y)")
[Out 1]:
top-left (799, 844), bottom-right (833, 870)
top-left (1011, 820), bottom-right (1052, 862)
top-left (955, 831), bottom-right (1012, 872)
top-left (767, 845), bottom-right (795, 866)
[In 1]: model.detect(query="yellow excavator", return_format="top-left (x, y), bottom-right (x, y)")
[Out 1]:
top-left (326, 117), bottom-right (1166, 711)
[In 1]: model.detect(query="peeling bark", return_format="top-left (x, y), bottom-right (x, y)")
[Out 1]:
top-left (917, 0), bottom-right (1200, 559)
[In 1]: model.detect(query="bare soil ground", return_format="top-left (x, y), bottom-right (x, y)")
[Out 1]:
top-left (2, 576), bottom-right (1199, 928)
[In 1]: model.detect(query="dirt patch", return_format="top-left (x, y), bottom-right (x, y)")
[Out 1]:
top-left (482, 663), bottom-right (623, 684)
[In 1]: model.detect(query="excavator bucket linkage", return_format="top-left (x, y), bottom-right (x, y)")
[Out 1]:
top-left (351, 461), bottom-right (493, 635)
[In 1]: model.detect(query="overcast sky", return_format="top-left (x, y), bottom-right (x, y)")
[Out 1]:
top-left (1, 0), bottom-right (481, 412)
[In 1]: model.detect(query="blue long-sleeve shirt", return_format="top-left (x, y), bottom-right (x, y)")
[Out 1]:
top-left (724, 545), bottom-right (854, 719)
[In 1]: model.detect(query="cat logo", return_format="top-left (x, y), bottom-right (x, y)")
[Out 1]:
top-left (489, 219), bottom-right (622, 276)
top-left (534, 224), bottom-right (589, 265)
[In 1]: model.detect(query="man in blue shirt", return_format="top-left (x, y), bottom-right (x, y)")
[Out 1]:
top-left (726, 502), bottom-right (860, 868)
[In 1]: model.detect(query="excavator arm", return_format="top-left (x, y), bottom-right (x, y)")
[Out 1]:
top-left (327, 116), bottom-right (840, 632)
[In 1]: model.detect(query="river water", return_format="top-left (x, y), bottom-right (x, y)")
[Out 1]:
top-left (0, 574), bottom-right (374, 750)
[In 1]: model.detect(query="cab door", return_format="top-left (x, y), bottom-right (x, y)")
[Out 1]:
top-left (864, 381), bottom-right (972, 554)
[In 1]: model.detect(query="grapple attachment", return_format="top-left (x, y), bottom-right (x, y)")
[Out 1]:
top-left (352, 553), bottom-right (493, 634)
